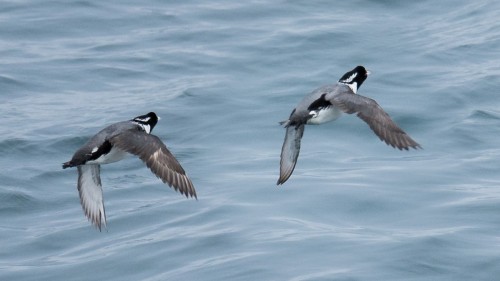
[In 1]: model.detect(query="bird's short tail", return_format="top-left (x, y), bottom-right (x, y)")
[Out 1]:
top-left (279, 120), bottom-right (290, 127)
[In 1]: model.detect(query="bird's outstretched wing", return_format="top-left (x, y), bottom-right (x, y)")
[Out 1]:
top-left (110, 130), bottom-right (197, 198)
top-left (329, 92), bottom-right (421, 150)
top-left (77, 164), bottom-right (107, 231)
top-left (278, 124), bottom-right (305, 185)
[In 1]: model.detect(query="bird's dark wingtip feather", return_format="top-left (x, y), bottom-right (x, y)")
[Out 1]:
top-left (185, 187), bottom-right (197, 200)
top-left (408, 140), bottom-right (422, 150)
top-left (276, 173), bottom-right (291, 185)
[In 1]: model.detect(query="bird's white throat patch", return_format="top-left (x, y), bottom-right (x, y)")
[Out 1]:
top-left (133, 121), bottom-right (151, 134)
top-left (140, 124), bottom-right (151, 134)
top-left (340, 81), bottom-right (358, 94)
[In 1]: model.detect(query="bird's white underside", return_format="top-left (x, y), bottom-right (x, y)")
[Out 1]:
top-left (307, 106), bottom-right (342, 125)
top-left (86, 146), bottom-right (128, 165)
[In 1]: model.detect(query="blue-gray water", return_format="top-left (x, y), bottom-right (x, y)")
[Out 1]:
top-left (1, 1), bottom-right (500, 280)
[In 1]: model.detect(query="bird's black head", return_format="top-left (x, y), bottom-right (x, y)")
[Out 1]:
top-left (131, 112), bottom-right (159, 133)
top-left (338, 65), bottom-right (370, 93)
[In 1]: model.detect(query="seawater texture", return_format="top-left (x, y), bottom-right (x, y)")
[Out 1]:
top-left (1, 1), bottom-right (500, 280)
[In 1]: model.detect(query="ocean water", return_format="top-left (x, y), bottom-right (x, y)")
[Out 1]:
top-left (1, 0), bottom-right (500, 280)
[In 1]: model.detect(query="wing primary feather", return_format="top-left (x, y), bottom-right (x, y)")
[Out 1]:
top-left (331, 92), bottom-right (421, 150)
top-left (278, 124), bottom-right (305, 185)
top-left (77, 164), bottom-right (107, 231)
top-left (109, 131), bottom-right (197, 199)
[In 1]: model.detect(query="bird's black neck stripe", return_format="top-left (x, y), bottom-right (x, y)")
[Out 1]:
top-left (89, 141), bottom-right (112, 161)
top-left (307, 94), bottom-right (330, 111)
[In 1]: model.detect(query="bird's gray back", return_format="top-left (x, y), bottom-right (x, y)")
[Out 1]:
top-left (324, 83), bottom-right (355, 100)
top-left (85, 121), bottom-right (132, 147)
top-left (69, 121), bottom-right (136, 165)
top-left (296, 85), bottom-right (336, 111)
top-left (288, 84), bottom-right (337, 123)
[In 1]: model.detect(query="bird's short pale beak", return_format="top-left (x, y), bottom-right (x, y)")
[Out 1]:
top-left (366, 70), bottom-right (371, 76)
